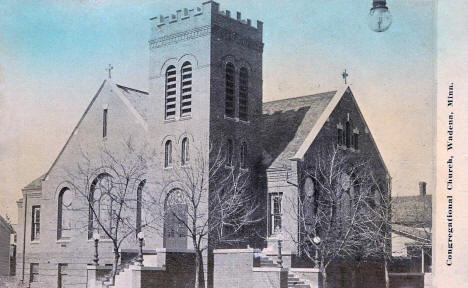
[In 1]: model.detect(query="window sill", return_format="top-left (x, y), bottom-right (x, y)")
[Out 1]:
top-left (238, 119), bottom-right (250, 124)
top-left (30, 240), bottom-right (40, 244)
top-left (337, 144), bottom-right (359, 153)
top-left (56, 238), bottom-right (71, 243)
top-left (87, 238), bottom-right (113, 243)
top-left (179, 116), bottom-right (192, 121)
top-left (164, 118), bottom-right (177, 124)
top-left (224, 115), bottom-right (238, 122)
top-left (163, 166), bottom-right (173, 170)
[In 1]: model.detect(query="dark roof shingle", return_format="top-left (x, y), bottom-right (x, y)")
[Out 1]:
top-left (261, 91), bottom-right (336, 168)
top-left (116, 84), bottom-right (150, 121)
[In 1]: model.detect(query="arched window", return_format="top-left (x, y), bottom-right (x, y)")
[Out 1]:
top-left (180, 62), bottom-right (192, 117)
top-left (239, 67), bottom-right (249, 121)
top-left (136, 180), bottom-right (146, 234)
top-left (240, 142), bottom-right (247, 168)
top-left (303, 177), bottom-right (316, 233)
top-left (165, 140), bottom-right (173, 168)
top-left (337, 124), bottom-right (344, 146)
top-left (165, 65), bottom-right (177, 119)
top-left (88, 174), bottom-right (113, 239)
top-left (226, 139), bottom-right (234, 166)
top-left (345, 120), bottom-right (351, 148)
top-left (225, 63), bottom-right (235, 118)
top-left (57, 187), bottom-right (73, 239)
top-left (181, 137), bottom-right (190, 165)
top-left (353, 130), bottom-right (359, 150)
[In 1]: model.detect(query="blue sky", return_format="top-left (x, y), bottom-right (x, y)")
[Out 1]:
top-left (0, 0), bottom-right (435, 221)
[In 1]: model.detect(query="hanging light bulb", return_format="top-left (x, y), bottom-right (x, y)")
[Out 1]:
top-left (368, 0), bottom-right (392, 32)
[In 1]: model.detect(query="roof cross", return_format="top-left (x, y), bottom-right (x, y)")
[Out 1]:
top-left (106, 64), bottom-right (114, 79)
top-left (342, 69), bottom-right (349, 84)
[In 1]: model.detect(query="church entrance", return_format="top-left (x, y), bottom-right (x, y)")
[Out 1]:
top-left (164, 189), bottom-right (188, 249)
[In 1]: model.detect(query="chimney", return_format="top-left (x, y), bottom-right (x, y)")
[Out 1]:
top-left (419, 181), bottom-right (426, 196)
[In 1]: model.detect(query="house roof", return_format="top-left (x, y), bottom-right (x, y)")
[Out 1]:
top-left (0, 214), bottom-right (14, 234)
top-left (392, 195), bottom-right (432, 227)
top-left (261, 91), bottom-right (337, 168)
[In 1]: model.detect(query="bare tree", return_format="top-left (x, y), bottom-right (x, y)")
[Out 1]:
top-left (147, 140), bottom-right (262, 288)
top-left (65, 138), bottom-right (153, 284)
top-left (289, 144), bottom-right (390, 288)
top-left (364, 183), bottom-right (432, 288)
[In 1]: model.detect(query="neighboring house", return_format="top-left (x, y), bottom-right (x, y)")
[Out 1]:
top-left (15, 2), bottom-right (389, 288)
top-left (0, 213), bottom-right (14, 276)
top-left (390, 182), bottom-right (432, 288)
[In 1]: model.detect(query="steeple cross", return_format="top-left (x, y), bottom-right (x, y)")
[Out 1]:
top-left (106, 64), bottom-right (114, 79)
top-left (342, 69), bottom-right (349, 84)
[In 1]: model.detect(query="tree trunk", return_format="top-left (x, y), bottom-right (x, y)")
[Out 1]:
top-left (320, 264), bottom-right (327, 288)
top-left (111, 247), bottom-right (120, 285)
top-left (384, 258), bottom-right (389, 288)
top-left (194, 249), bottom-right (205, 288)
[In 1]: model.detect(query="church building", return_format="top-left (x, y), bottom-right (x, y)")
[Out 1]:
top-left (15, 2), bottom-right (389, 288)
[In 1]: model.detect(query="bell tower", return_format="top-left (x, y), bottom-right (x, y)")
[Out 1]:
top-left (148, 0), bottom-right (263, 171)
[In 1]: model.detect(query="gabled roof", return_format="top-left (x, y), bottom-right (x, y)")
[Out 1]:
top-left (43, 80), bottom-right (149, 179)
top-left (261, 91), bottom-right (337, 168)
top-left (264, 86), bottom-right (389, 175)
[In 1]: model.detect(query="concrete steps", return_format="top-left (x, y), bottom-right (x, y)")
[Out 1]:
top-left (258, 254), bottom-right (311, 288)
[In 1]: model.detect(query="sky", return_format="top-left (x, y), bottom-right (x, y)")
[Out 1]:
top-left (0, 0), bottom-right (435, 222)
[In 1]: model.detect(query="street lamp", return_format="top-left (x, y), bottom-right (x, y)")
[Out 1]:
top-left (312, 236), bottom-right (321, 267)
top-left (136, 232), bottom-right (144, 266)
top-left (93, 231), bottom-right (100, 266)
top-left (368, 0), bottom-right (392, 32)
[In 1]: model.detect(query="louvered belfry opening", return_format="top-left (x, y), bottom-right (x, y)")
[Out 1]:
top-left (225, 63), bottom-right (235, 118)
top-left (239, 67), bottom-right (249, 121)
top-left (180, 61), bottom-right (192, 117)
top-left (165, 65), bottom-right (177, 119)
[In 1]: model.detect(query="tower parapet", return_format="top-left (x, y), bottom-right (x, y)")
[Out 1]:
top-left (150, 1), bottom-right (263, 42)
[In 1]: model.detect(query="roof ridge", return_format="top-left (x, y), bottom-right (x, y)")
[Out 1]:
top-left (116, 84), bottom-right (149, 95)
top-left (263, 90), bottom-right (337, 105)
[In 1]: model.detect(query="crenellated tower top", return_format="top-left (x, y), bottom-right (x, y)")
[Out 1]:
top-left (150, 1), bottom-right (263, 32)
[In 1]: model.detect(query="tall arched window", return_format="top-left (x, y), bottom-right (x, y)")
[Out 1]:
top-left (57, 187), bottom-right (73, 239)
top-left (181, 137), bottom-right (190, 165)
top-left (165, 140), bottom-right (173, 168)
top-left (345, 120), bottom-right (351, 148)
top-left (239, 67), bottom-right (249, 121)
top-left (240, 142), bottom-right (247, 168)
top-left (225, 63), bottom-right (235, 118)
top-left (88, 174), bottom-right (113, 239)
top-left (136, 180), bottom-right (146, 234)
top-left (165, 65), bottom-right (177, 119)
top-left (226, 139), bottom-right (234, 166)
top-left (180, 62), bottom-right (192, 117)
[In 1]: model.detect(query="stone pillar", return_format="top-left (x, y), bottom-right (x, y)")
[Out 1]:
top-left (131, 266), bottom-right (142, 288)
top-left (86, 265), bottom-right (99, 288)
